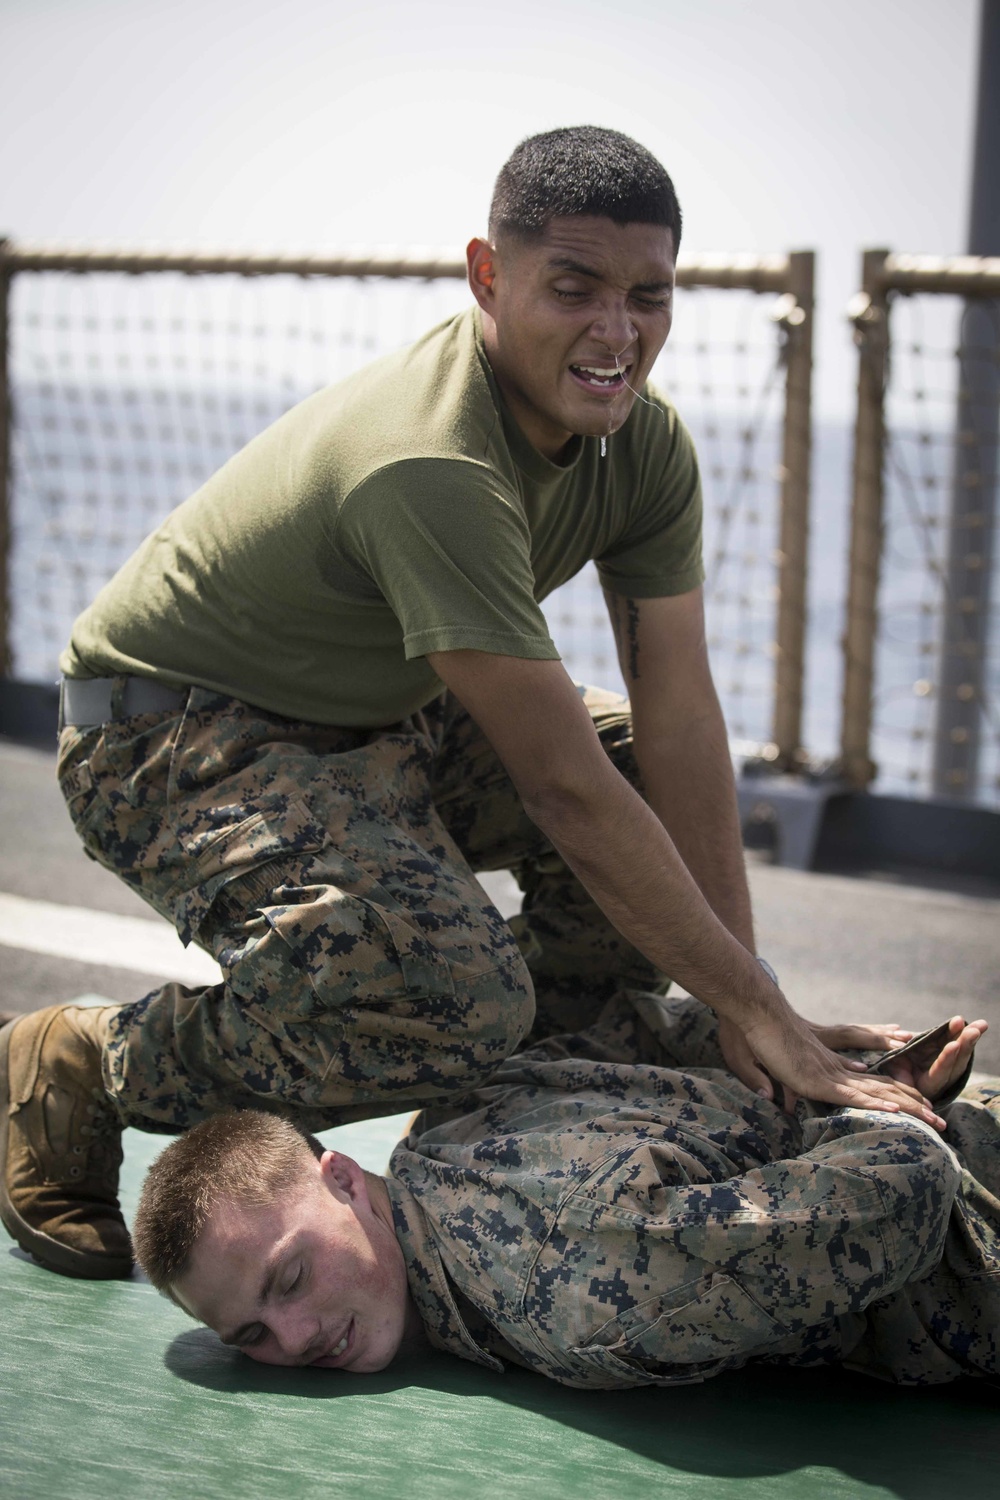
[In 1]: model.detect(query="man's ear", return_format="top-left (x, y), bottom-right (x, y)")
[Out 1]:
top-left (467, 237), bottom-right (497, 313)
top-left (319, 1149), bottom-right (361, 1200)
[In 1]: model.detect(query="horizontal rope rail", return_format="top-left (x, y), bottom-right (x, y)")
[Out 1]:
top-left (880, 253), bottom-right (1000, 297)
top-left (676, 252), bottom-right (792, 293)
top-left (0, 242), bottom-right (469, 281)
top-left (0, 239), bottom-right (795, 293)
top-left (0, 236), bottom-right (812, 771)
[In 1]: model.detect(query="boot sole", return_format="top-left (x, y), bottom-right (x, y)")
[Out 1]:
top-left (0, 1014), bottom-right (134, 1279)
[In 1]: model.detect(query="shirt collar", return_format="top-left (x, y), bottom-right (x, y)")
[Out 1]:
top-left (385, 1178), bottom-right (504, 1374)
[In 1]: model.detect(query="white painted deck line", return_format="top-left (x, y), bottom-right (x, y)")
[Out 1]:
top-left (0, 889), bottom-right (991, 1090)
top-left (0, 874), bottom-right (518, 990)
top-left (0, 892), bottom-right (221, 984)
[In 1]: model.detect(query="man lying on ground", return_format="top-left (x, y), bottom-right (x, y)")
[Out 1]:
top-left (133, 993), bottom-right (995, 1391)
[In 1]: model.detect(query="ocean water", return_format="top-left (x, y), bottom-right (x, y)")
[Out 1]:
top-left (8, 325), bottom-right (997, 805)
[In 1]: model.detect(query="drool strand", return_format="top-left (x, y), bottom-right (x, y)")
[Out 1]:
top-left (614, 353), bottom-right (664, 415)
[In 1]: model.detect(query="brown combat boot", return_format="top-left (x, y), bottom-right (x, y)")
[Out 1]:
top-left (0, 1004), bottom-right (132, 1278)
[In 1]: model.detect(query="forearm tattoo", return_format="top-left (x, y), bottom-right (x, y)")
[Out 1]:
top-left (608, 594), bottom-right (641, 681)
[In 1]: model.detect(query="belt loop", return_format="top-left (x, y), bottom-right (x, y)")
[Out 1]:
top-left (110, 674), bottom-right (128, 720)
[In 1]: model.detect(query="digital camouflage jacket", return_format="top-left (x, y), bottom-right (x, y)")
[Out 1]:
top-left (386, 994), bottom-right (1000, 1390)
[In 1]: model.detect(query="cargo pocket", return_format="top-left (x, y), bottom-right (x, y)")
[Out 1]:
top-left (173, 794), bottom-right (328, 947)
top-left (59, 757), bottom-right (99, 837)
top-left (100, 705), bottom-right (184, 808)
top-left (208, 873), bottom-right (459, 1100)
top-left (569, 1273), bottom-right (789, 1387)
top-left (60, 733), bottom-right (170, 885)
top-left (251, 879), bottom-right (457, 1011)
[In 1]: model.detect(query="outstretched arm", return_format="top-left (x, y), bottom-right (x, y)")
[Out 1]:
top-left (427, 644), bottom-right (945, 1127)
top-left (604, 586), bottom-right (905, 1103)
top-left (605, 585), bottom-right (772, 1091)
top-left (605, 585), bottom-right (753, 951)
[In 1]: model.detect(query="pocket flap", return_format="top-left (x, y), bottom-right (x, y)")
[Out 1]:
top-left (175, 796), bottom-right (326, 946)
top-left (570, 1273), bottom-right (788, 1385)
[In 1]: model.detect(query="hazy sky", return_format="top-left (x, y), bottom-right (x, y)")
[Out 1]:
top-left (0, 0), bottom-right (982, 416)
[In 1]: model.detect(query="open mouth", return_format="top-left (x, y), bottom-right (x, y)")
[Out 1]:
top-left (312, 1317), bottom-right (355, 1367)
top-left (568, 363), bottom-right (631, 393)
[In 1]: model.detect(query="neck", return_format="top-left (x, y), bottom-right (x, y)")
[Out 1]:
top-left (364, 1170), bottom-right (396, 1234)
top-left (365, 1170), bottom-right (429, 1354)
top-left (479, 314), bottom-right (573, 462)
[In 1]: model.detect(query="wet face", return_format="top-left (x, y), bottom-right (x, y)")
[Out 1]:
top-left (468, 215), bottom-right (676, 461)
top-left (171, 1150), bottom-right (413, 1372)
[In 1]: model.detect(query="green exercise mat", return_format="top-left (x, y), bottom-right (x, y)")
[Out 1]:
top-left (3, 1065), bottom-right (999, 1499)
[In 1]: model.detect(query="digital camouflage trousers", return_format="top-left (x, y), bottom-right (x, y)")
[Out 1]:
top-left (57, 682), bottom-right (662, 1133)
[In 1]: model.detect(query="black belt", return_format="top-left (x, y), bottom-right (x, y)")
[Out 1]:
top-left (59, 675), bottom-right (188, 730)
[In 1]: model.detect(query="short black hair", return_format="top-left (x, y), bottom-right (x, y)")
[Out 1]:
top-left (489, 126), bottom-right (682, 249)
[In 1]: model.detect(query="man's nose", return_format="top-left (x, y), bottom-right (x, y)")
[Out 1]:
top-left (590, 299), bottom-right (637, 355)
top-left (275, 1309), bottom-right (323, 1362)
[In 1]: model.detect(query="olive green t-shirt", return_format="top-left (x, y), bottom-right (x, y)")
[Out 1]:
top-left (63, 307), bottom-right (704, 727)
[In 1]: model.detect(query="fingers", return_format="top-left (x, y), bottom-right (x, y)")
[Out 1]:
top-left (726, 1012), bottom-right (956, 1130)
top-left (801, 1040), bottom-right (947, 1128)
top-left (745, 1066), bottom-right (773, 1102)
top-left (859, 1023), bottom-right (913, 1050)
top-left (921, 1018), bottom-right (986, 1100)
top-left (941, 1015), bottom-right (988, 1047)
top-left (835, 1072), bottom-right (946, 1130)
top-left (809, 1021), bottom-right (914, 1053)
top-left (718, 1019), bottom-right (773, 1102)
top-left (728, 1047), bottom-right (774, 1102)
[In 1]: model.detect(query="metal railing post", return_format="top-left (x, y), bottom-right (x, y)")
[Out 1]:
top-left (771, 250), bottom-right (814, 767)
top-left (931, 299), bottom-right (1000, 797)
top-left (932, 0), bottom-right (1000, 798)
top-left (840, 249), bottom-right (890, 788)
top-left (0, 239), bottom-right (11, 679)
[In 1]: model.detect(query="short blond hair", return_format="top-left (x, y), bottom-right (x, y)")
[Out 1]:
top-left (133, 1110), bottom-right (320, 1292)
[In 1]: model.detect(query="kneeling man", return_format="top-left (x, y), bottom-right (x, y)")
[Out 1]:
top-left (134, 999), bottom-right (997, 1390)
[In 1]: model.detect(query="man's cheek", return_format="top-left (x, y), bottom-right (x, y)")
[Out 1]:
top-left (243, 1346), bottom-right (285, 1367)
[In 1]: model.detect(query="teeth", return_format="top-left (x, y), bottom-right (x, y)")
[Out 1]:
top-left (332, 1334), bottom-right (348, 1355)
top-left (575, 365), bottom-right (620, 377)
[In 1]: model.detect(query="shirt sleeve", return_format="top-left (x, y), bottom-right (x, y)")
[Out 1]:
top-left (334, 457), bottom-right (561, 661)
top-left (595, 402), bottom-right (705, 600)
